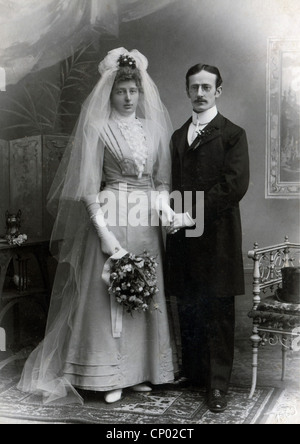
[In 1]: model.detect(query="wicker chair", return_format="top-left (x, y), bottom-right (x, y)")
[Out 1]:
top-left (248, 236), bottom-right (300, 398)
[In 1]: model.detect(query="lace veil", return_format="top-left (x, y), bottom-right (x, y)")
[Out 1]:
top-left (17, 47), bottom-right (173, 404)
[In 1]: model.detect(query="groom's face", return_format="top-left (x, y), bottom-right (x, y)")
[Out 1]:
top-left (187, 70), bottom-right (222, 113)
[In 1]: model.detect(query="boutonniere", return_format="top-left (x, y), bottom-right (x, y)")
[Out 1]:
top-left (191, 126), bottom-right (217, 151)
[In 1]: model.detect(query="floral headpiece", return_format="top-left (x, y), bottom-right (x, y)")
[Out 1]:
top-left (118, 54), bottom-right (136, 69)
top-left (98, 47), bottom-right (148, 75)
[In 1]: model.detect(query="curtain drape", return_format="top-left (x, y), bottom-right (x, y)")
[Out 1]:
top-left (0, 0), bottom-right (176, 86)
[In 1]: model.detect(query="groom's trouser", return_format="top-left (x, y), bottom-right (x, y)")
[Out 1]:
top-left (177, 277), bottom-right (235, 394)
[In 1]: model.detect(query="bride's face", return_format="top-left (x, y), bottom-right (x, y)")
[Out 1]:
top-left (110, 80), bottom-right (140, 116)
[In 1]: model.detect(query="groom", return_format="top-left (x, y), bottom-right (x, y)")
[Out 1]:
top-left (167, 63), bottom-right (249, 413)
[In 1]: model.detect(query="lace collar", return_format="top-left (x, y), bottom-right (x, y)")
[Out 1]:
top-left (110, 111), bottom-right (148, 179)
top-left (110, 110), bottom-right (137, 123)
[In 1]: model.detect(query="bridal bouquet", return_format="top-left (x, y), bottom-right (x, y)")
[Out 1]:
top-left (108, 251), bottom-right (159, 315)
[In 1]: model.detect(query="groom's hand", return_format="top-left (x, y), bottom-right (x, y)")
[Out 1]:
top-left (167, 213), bottom-right (195, 235)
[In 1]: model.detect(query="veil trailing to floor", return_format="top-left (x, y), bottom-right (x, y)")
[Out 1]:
top-left (17, 47), bottom-right (173, 404)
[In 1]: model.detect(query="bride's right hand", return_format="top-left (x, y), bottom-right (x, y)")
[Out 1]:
top-left (100, 230), bottom-right (122, 256)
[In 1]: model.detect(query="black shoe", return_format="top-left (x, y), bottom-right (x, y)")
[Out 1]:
top-left (173, 376), bottom-right (191, 388)
top-left (174, 375), bottom-right (207, 389)
top-left (207, 389), bottom-right (227, 413)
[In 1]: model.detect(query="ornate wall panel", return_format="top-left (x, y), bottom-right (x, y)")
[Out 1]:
top-left (42, 136), bottom-right (69, 237)
top-left (1, 135), bottom-right (68, 239)
top-left (9, 136), bottom-right (43, 237)
top-left (0, 140), bottom-right (9, 236)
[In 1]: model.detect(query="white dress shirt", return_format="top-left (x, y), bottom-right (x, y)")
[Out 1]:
top-left (187, 106), bottom-right (218, 146)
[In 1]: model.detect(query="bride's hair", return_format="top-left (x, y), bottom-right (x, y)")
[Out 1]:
top-left (113, 66), bottom-right (143, 92)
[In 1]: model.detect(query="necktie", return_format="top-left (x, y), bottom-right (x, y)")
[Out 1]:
top-left (192, 121), bottom-right (203, 142)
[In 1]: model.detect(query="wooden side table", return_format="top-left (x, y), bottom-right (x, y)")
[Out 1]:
top-left (0, 238), bottom-right (51, 352)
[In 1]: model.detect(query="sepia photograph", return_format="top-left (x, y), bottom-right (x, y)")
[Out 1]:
top-left (0, 0), bottom-right (299, 428)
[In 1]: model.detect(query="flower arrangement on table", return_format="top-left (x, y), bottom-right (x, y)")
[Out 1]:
top-left (108, 251), bottom-right (160, 315)
top-left (4, 210), bottom-right (27, 246)
top-left (6, 233), bottom-right (28, 246)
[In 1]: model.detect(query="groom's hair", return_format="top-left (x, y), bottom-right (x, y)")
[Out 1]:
top-left (186, 64), bottom-right (223, 89)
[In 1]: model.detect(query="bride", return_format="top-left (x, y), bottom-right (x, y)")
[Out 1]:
top-left (18, 47), bottom-right (176, 405)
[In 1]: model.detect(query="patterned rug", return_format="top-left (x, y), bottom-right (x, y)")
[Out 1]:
top-left (263, 388), bottom-right (300, 424)
top-left (0, 376), bottom-right (277, 424)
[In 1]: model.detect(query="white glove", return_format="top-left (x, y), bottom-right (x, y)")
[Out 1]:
top-left (85, 199), bottom-right (122, 256)
top-left (155, 190), bottom-right (175, 227)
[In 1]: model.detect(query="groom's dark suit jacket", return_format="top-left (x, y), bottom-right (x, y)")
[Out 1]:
top-left (167, 112), bottom-right (250, 298)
